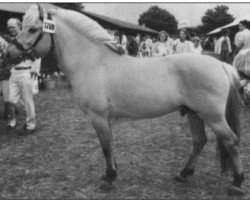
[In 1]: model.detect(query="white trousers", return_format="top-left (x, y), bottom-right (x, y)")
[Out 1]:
top-left (9, 69), bottom-right (36, 129)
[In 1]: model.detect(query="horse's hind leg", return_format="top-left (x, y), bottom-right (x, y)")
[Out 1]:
top-left (208, 117), bottom-right (245, 195)
top-left (89, 112), bottom-right (117, 190)
top-left (175, 112), bottom-right (207, 182)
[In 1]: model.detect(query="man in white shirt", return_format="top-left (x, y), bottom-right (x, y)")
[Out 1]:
top-left (7, 18), bottom-right (39, 135)
top-left (214, 29), bottom-right (232, 63)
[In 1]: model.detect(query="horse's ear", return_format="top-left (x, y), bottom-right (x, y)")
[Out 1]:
top-left (37, 3), bottom-right (44, 21)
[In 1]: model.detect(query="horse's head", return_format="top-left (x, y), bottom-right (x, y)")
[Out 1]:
top-left (6, 4), bottom-right (54, 64)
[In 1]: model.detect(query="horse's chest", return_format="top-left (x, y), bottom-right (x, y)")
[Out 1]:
top-left (71, 80), bottom-right (108, 114)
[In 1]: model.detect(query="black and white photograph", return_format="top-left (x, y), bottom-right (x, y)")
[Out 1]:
top-left (0, 1), bottom-right (249, 199)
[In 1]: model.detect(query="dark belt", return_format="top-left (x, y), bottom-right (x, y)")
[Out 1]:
top-left (14, 67), bottom-right (31, 70)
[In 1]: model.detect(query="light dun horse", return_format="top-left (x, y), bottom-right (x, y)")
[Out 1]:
top-left (6, 4), bottom-right (245, 195)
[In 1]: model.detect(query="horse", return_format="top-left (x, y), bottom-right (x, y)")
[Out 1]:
top-left (5, 4), bottom-right (245, 196)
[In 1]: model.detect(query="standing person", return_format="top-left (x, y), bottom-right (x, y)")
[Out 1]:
top-left (121, 32), bottom-right (128, 53)
top-left (0, 36), bottom-right (12, 120)
top-left (127, 36), bottom-right (139, 57)
top-left (145, 35), bottom-right (153, 57)
top-left (214, 29), bottom-right (232, 63)
top-left (113, 30), bottom-right (120, 45)
top-left (213, 37), bottom-right (218, 51)
top-left (233, 20), bottom-right (250, 104)
top-left (233, 20), bottom-right (250, 78)
top-left (192, 36), bottom-right (203, 54)
top-left (153, 31), bottom-right (173, 57)
top-left (174, 29), bottom-right (194, 54)
top-left (139, 36), bottom-right (149, 57)
top-left (135, 33), bottom-right (141, 46)
top-left (234, 20), bottom-right (250, 57)
top-left (6, 18), bottom-right (38, 135)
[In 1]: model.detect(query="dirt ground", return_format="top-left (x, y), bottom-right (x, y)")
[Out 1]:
top-left (0, 87), bottom-right (249, 199)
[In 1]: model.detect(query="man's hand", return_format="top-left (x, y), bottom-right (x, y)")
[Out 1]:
top-left (30, 71), bottom-right (39, 79)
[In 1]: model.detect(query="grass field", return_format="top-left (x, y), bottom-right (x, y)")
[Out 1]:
top-left (0, 87), bottom-right (249, 199)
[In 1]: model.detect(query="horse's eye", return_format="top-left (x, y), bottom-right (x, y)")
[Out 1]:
top-left (29, 28), bottom-right (37, 33)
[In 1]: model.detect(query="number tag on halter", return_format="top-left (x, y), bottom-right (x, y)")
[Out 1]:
top-left (43, 19), bottom-right (56, 34)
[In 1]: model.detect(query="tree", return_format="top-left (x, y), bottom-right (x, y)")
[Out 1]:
top-left (138, 6), bottom-right (178, 34)
top-left (52, 3), bottom-right (85, 12)
top-left (199, 5), bottom-right (234, 34)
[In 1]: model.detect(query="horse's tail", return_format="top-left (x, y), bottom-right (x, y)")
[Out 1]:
top-left (218, 62), bottom-right (242, 173)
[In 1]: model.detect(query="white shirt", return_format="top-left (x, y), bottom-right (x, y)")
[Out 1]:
top-left (214, 36), bottom-right (232, 54)
top-left (153, 41), bottom-right (173, 56)
top-left (121, 35), bottom-right (127, 49)
top-left (174, 39), bottom-right (194, 54)
top-left (193, 44), bottom-right (203, 54)
top-left (135, 35), bottom-right (140, 45)
top-left (14, 58), bottom-right (41, 75)
top-left (145, 38), bottom-right (153, 49)
top-left (235, 29), bottom-right (250, 51)
top-left (15, 59), bottom-right (33, 68)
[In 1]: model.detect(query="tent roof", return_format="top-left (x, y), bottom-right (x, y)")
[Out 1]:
top-left (81, 10), bottom-right (158, 34)
top-left (0, 3), bottom-right (58, 14)
top-left (207, 15), bottom-right (250, 35)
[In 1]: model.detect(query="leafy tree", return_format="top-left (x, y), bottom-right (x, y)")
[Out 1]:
top-left (198, 5), bottom-right (234, 34)
top-left (52, 3), bottom-right (85, 12)
top-left (138, 6), bottom-right (178, 34)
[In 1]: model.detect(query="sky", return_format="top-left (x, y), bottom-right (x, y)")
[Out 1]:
top-left (84, 3), bottom-right (250, 27)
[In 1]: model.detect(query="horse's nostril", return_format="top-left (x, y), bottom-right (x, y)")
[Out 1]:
top-left (6, 52), bottom-right (10, 59)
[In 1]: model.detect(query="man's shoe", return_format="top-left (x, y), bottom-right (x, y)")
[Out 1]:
top-left (18, 124), bottom-right (35, 136)
top-left (6, 125), bottom-right (16, 131)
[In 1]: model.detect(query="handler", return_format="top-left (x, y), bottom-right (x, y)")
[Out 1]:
top-left (7, 18), bottom-right (39, 135)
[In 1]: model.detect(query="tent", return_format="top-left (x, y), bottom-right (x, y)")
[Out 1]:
top-left (206, 15), bottom-right (250, 35)
top-left (81, 10), bottom-right (158, 36)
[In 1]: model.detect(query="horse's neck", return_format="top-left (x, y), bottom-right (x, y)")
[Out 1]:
top-left (52, 17), bottom-right (104, 78)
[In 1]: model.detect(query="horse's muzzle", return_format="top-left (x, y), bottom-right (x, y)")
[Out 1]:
top-left (5, 49), bottom-right (23, 65)
top-left (5, 51), bottom-right (11, 61)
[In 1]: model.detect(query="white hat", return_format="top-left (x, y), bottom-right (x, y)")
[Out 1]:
top-left (7, 18), bottom-right (21, 28)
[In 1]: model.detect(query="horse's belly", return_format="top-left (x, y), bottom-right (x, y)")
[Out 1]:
top-left (108, 89), bottom-right (182, 119)
top-left (111, 106), bottom-right (180, 119)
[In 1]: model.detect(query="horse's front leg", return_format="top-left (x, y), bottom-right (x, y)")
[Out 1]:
top-left (89, 111), bottom-right (117, 190)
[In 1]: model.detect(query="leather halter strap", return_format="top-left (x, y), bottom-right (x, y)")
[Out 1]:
top-left (11, 12), bottom-right (55, 57)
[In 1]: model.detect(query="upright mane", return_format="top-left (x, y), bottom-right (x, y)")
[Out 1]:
top-left (23, 5), bottom-right (123, 54)
top-left (22, 5), bottom-right (40, 29)
top-left (55, 8), bottom-right (113, 43)
top-left (23, 5), bottom-right (113, 43)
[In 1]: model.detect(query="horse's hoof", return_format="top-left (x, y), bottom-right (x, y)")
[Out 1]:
top-left (99, 182), bottom-right (115, 191)
top-left (227, 185), bottom-right (245, 196)
top-left (100, 175), bottom-right (106, 181)
top-left (174, 174), bottom-right (188, 183)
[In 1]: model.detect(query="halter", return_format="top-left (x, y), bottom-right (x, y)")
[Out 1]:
top-left (10, 12), bottom-right (55, 60)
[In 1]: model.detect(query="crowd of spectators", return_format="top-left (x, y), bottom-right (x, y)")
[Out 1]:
top-left (106, 28), bottom-right (204, 58)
